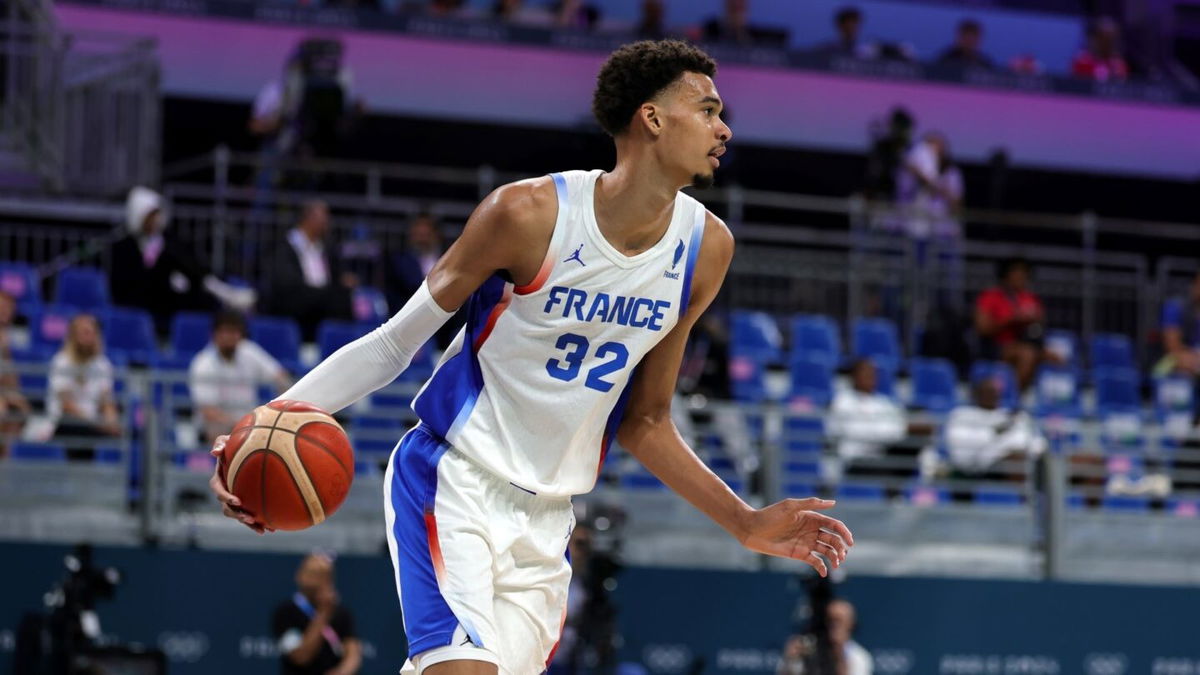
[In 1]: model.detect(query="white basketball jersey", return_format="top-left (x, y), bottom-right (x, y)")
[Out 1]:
top-left (412, 169), bottom-right (707, 496)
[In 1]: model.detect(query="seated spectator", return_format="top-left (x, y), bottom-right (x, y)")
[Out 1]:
top-left (937, 19), bottom-right (994, 70)
top-left (49, 314), bottom-right (120, 456)
top-left (189, 311), bottom-right (291, 445)
top-left (974, 258), bottom-right (1047, 390)
top-left (263, 200), bottom-right (356, 341)
top-left (387, 213), bottom-right (461, 349)
top-left (828, 599), bottom-right (873, 675)
top-left (703, 0), bottom-right (788, 47)
top-left (492, 0), bottom-right (551, 26)
top-left (553, 0), bottom-right (600, 31)
top-left (112, 186), bottom-right (255, 336)
top-left (827, 359), bottom-right (929, 478)
top-left (637, 0), bottom-right (666, 40)
top-left (945, 379), bottom-right (1046, 478)
top-left (813, 6), bottom-right (877, 60)
top-left (1156, 270), bottom-right (1200, 377)
top-left (0, 291), bottom-right (32, 457)
top-left (1072, 17), bottom-right (1129, 82)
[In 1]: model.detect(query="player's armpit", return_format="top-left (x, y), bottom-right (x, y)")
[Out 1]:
top-left (423, 177), bottom-right (559, 312)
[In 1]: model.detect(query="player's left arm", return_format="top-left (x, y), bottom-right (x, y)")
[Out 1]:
top-left (616, 212), bottom-right (853, 575)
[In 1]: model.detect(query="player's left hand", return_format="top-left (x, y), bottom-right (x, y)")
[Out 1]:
top-left (738, 498), bottom-right (853, 577)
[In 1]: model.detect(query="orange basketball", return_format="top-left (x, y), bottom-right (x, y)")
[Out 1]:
top-left (220, 400), bottom-right (354, 531)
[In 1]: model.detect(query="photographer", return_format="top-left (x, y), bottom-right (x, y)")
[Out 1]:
top-left (974, 258), bottom-right (1047, 390)
top-left (273, 553), bottom-right (361, 675)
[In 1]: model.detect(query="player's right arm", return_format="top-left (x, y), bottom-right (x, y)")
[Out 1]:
top-left (209, 178), bottom-right (559, 531)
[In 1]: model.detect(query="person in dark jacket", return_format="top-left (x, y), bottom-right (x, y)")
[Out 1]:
top-left (263, 200), bottom-right (356, 340)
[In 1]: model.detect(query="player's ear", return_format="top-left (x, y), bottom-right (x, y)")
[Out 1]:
top-left (638, 103), bottom-right (663, 137)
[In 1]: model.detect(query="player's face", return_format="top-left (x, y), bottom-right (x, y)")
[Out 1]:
top-left (658, 72), bottom-right (731, 190)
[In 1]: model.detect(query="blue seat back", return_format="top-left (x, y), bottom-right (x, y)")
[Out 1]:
top-left (0, 262), bottom-right (41, 314)
top-left (249, 316), bottom-right (302, 366)
top-left (317, 320), bottom-right (373, 359)
top-left (730, 311), bottom-right (782, 364)
top-left (911, 357), bottom-right (958, 413)
top-left (789, 358), bottom-right (833, 408)
top-left (1090, 333), bottom-right (1134, 370)
top-left (54, 267), bottom-right (109, 311)
top-left (1035, 365), bottom-right (1080, 416)
top-left (851, 318), bottom-right (900, 373)
top-left (1044, 329), bottom-right (1079, 367)
top-left (102, 307), bottom-right (158, 364)
top-left (789, 314), bottom-right (840, 367)
top-left (169, 312), bottom-right (214, 361)
top-left (1094, 367), bottom-right (1141, 414)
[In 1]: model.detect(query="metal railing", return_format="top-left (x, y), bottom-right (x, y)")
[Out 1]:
top-left (0, 0), bottom-right (160, 195)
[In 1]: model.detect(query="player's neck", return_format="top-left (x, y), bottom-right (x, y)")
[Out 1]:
top-left (593, 159), bottom-right (681, 254)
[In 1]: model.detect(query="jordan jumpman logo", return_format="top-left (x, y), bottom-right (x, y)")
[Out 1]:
top-left (563, 243), bottom-right (586, 266)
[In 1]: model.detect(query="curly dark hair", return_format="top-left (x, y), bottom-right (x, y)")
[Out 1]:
top-left (592, 40), bottom-right (717, 137)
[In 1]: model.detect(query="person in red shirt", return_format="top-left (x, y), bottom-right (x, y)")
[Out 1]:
top-left (1071, 17), bottom-right (1129, 82)
top-left (975, 258), bottom-right (1045, 389)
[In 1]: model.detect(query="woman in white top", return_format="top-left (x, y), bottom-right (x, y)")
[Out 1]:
top-left (49, 314), bottom-right (120, 452)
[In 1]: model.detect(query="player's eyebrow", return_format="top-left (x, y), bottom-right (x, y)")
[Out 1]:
top-left (698, 96), bottom-right (724, 110)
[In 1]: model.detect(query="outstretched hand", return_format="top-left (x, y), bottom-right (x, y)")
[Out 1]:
top-left (208, 434), bottom-right (274, 534)
top-left (738, 498), bottom-right (853, 576)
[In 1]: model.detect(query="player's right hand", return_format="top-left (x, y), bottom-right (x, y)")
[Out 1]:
top-left (208, 434), bottom-right (274, 534)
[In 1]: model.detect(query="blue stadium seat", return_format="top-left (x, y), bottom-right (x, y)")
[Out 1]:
top-left (94, 445), bottom-right (122, 464)
top-left (11, 442), bottom-right (66, 461)
top-left (0, 262), bottom-right (41, 315)
top-left (352, 286), bottom-right (389, 324)
top-left (29, 304), bottom-right (76, 356)
top-left (398, 341), bottom-right (436, 383)
top-left (1155, 376), bottom-right (1194, 415)
top-left (1090, 333), bottom-right (1134, 371)
top-left (782, 481), bottom-right (819, 498)
top-left (1094, 367), bottom-right (1141, 415)
top-left (974, 488), bottom-right (1025, 507)
top-left (317, 320), bottom-right (373, 360)
top-left (1102, 495), bottom-right (1151, 512)
top-left (165, 312), bottom-right (214, 368)
top-left (730, 353), bottom-right (768, 403)
top-left (249, 316), bottom-right (302, 372)
top-left (910, 357), bottom-right (958, 413)
top-left (789, 358), bottom-right (833, 408)
top-left (730, 311), bottom-right (783, 364)
top-left (1044, 329), bottom-right (1079, 367)
top-left (102, 307), bottom-right (159, 365)
top-left (836, 482), bottom-right (887, 502)
top-left (54, 267), bottom-right (109, 311)
top-left (789, 314), bottom-right (840, 367)
top-left (783, 415), bottom-right (824, 453)
top-left (1034, 365), bottom-right (1081, 418)
top-left (850, 318), bottom-right (900, 373)
top-left (969, 361), bottom-right (1018, 410)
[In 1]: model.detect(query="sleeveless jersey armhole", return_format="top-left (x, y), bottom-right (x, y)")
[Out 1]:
top-left (514, 173), bottom-right (570, 296)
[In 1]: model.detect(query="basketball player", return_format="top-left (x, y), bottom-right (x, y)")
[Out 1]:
top-left (210, 40), bottom-right (854, 674)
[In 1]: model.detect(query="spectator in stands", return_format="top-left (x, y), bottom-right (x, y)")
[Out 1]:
top-left (49, 314), bottom-right (120, 455)
top-left (386, 213), bottom-right (461, 348)
top-left (264, 200), bottom-right (356, 341)
top-left (974, 258), bottom-right (1047, 390)
top-left (492, 0), bottom-right (552, 26)
top-left (0, 291), bottom-right (31, 458)
top-left (189, 311), bottom-right (291, 445)
top-left (945, 379), bottom-right (1046, 479)
top-left (897, 131), bottom-right (963, 244)
top-left (703, 0), bottom-right (752, 46)
top-left (1156, 270), bottom-right (1200, 377)
top-left (553, 0), bottom-right (600, 31)
top-left (937, 19), bottom-right (995, 70)
top-left (273, 553), bottom-right (361, 675)
top-left (111, 186), bottom-right (255, 336)
top-left (1072, 16), bottom-right (1129, 82)
top-left (426, 0), bottom-right (468, 17)
top-left (864, 107), bottom-right (914, 201)
top-left (814, 6), bottom-right (875, 59)
top-left (828, 599), bottom-right (873, 675)
top-left (637, 0), bottom-right (666, 40)
top-left (777, 634), bottom-right (810, 675)
top-left (827, 359), bottom-right (929, 479)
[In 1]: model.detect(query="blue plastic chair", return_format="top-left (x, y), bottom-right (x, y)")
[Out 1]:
top-left (11, 443), bottom-right (66, 461)
top-left (731, 311), bottom-right (783, 365)
top-left (249, 316), bottom-right (302, 372)
top-left (910, 357), bottom-right (958, 413)
top-left (102, 307), bottom-right (158, 365)
top-left (1044, 329), bottom-right (1079, 367)
top-left (54, 267), bottom-right (109, 311)
top-left (836, 482), bottom-right (887, 502)
top-left (850, 318), bottom-right (901, 373)
top-left (789, 358), bottom-right (834, 408)
top-left (1155, 376), bottom-right (1194, 415)
top-left (0, 262), bottom-right (41, 315)
top-left (29, 305), bottom-right (76, 356)
top-left (317, 320), bottom-right (373, 359)
top-left (789, 314), bottom-right (840, 367)
top-left (969, 361), bottom-right (1019, 410)
top-left (166, 312), bottom-right (214, 367)
top-left (1102, 495), bottom-right (1151, 512)
top-left (1094, 367), bottom-right (1141, 415)
top-left (1035, 365), bottom-right (1082, 418)
top-left (974, 487), bottom-right (1025, 507)
top-left (1090, 333), bottom-right (1134, 371)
